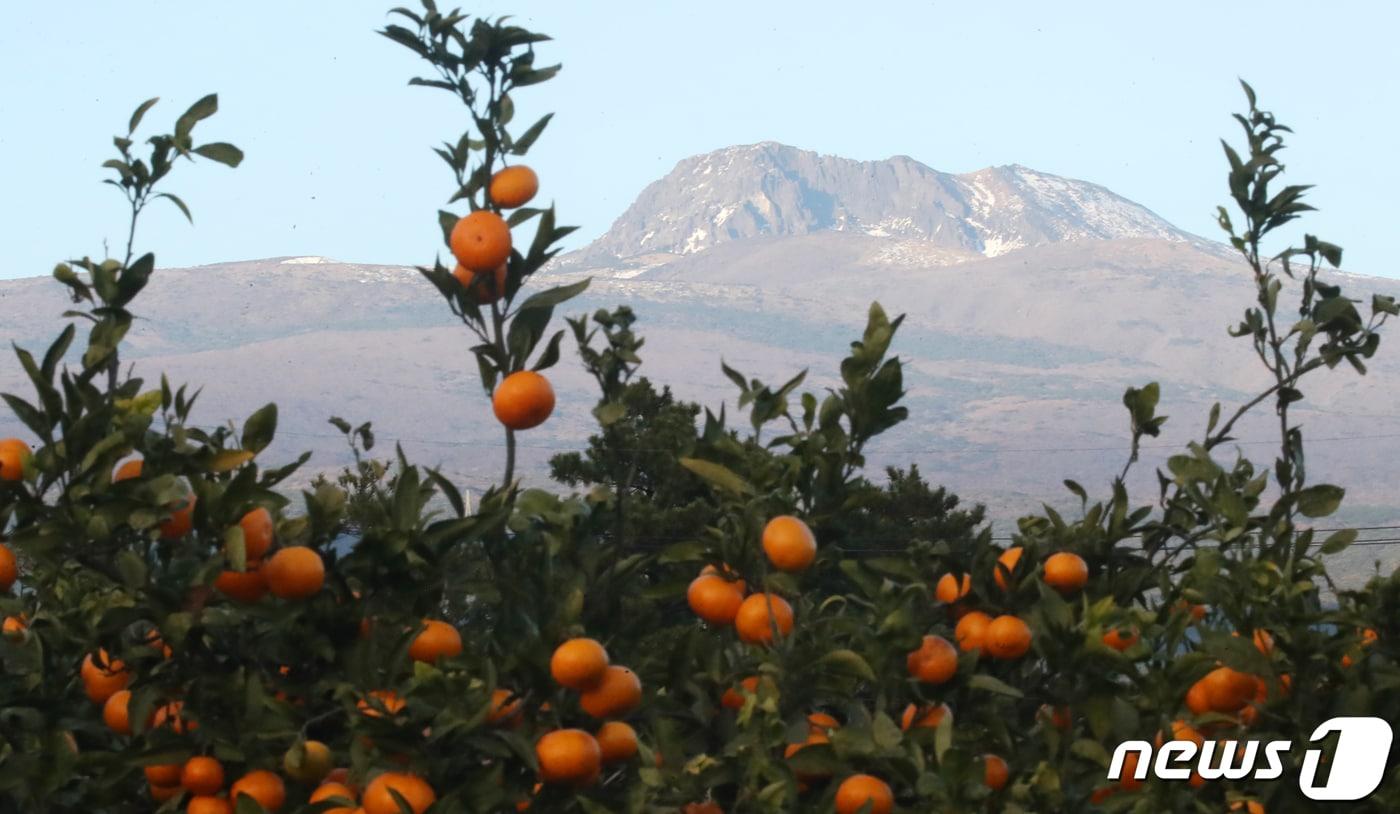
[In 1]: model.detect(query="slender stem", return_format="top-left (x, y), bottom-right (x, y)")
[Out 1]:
top-left (504, 428), bottom-right (516, 487)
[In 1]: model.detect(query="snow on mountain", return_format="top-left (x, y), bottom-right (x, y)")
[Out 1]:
top-left (576, 142), bottom-right (1207, 265)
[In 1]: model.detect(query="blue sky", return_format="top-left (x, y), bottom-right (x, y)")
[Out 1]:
top-left (2, 1), bottom-right (1396, 280)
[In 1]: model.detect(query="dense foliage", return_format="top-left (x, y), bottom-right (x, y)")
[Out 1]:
top-left (2, 4), bottom-right (1399, 814)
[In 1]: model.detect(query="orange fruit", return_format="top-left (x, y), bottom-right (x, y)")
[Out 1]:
top-left (906, 634), bottom-right (959, 683)
top-left (160, 493), bottom-right (196, 539)
top-left (408, 619), bottom-right (463, 663)
top-left (1043, 552), bottom-right (1088, 593)
top-left (536, 729), bottom-right (603, 786)
top-left (151, 700), bottom-right (195, 734)
top-left (993, 546), bottom-right (1023, 591)
top-left (1041, 704), bottom-right (1072, 731)
top-left (761, 515), bottom-right (817, 572)
top-left (145, 763), bottom-right (182, 787)
top-left (985, 615), bottom-right (1033, 659)
top-left (579, 665), bottom-right (642, 719)
top-left (596, 720), bottom-right (639, 763)
top-left (681, 804), bottom-right (724, 814)
top-left (0, 438), bottom-right (30, 481)
top-left (1200, 667), bottom-right (1259, 713)
top-left (1101, 625), bottom-right (1139, 652)
top-left (687, 574), bottom-right (745, 626)
top-left (489, 165), bottom-right (539, 209)
top-left (1172, 719), bottom-right (1205, 745)
top-left (700, 563), bottom-right (746, 592)
top-left (1229, 801), bottom-right (1265, 814)
top-left (550, 638), bottom-right (610, 690)
top-left (1118, 750), bottom-right (1143, 791)
top-left (1185, 679), bottom-right (1211, 715)
top-left (486, 688), bottom-right (524, 725)
top-left (113, 458), bottom-right (143, 481)
top-left (493, 371), bottom-right (555, 431)
top-left (2, 614), bottom-right (26, 637)
top-left (1089, 786), bottom-right (1116, 804)
top-left (238, 507), bottom-right (274, 561)
top-left (0, 543), bottom-right (16, 592)
top-left (1252, 629), bottom-right (1275, 655)
top-left (834, 774), bottom-right (893, 814)
top-left (283, 740), bottom-right (333, 784)
top-left (263, 546), bottom-right (324, 599)
top-left (450, 210), bottom-right (512, 271)
top-left (187, 797), bottom-right (234, 814)
top-left (807, 712), bottom-right (840, 733)
top-left (453, 262), bottom-right (509, 304)
top-left (149, 783), bottom-right (181, 802)
top-left (230, 770), bottom-right (286, 812)
top-left (310, 782), bottom-right (358, 809)
top-left (934, 572), bottom-right (971, 604)
top-left (102, 689), bottom-right (132, 735)
top-left (900, 702), bottom-right (952, 731)
top-left (357, 690), bottom-right (406, 719)
top-left (734, 593), bottom-right (794, 645)
top-left (983, 754), bottom-right (1010, 790)
top-left (363, 772), bottom-right (436, 814)
top-left (182, 756), bottom-right (225, 795)
top-left (214, 567), bottom-right (267, 603)
top-left (954, 610), bottom-right (993, 652)
top-left (81, 650), bottom-right (130, 705)
top-left (721, 676), bottom-right (761, 710)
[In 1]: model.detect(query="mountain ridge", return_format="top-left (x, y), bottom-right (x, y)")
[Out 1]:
top-left (574, 141), bottom-right (1218, 266)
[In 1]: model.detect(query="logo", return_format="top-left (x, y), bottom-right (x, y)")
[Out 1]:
top-left (1108, 716), bottom-right (1393, 801)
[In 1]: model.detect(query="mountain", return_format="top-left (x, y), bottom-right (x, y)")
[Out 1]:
top-left (574, 142), bottom-right (1213, 267)
top-left (3, 145), bottom-right (1399, 585)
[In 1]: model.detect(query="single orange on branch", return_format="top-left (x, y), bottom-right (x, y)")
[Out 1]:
top-left (550, 638), bottom-right (610, 690)
top-left (1043, 552), bottom-right (1088, 593)
top-left (579, 665), bottom-right (642, 719)
top-left (834, 774), bottom-right (894, 814)
top-left (0, 438), bottom-right (30, 481)
top-left (1101, 625), bottom-right (1139, 652)
top-left (490, 164), bottom-right (539, 208)
top-left (761, 515), bottom-right (816, 572)
top-left (934, 572), bottom-right (971, 604)
top-left (906, 634), bottom-right (958, 683)
top-left (363, 772), bottom-right (436, 814)
top-left (536, 729), bottom-right (603, 786)
top-left (687, 573), bottom-right (744, 626)
top-left (596, 720), bottom-right (639, 763)
top-left (263, 545), bottom-right (325, 599)
top-left (993, 546), bottom-right (1023, 591)
top-left (230, 770), bottom-right (286, 812)
top-left (954, 610), bottom-right (993, 652)
top-left (493, 370), bottom-right (556, 431)
top-left (238, 507), bottom-right (275, 561)
top-left (408, 619), bottom-right (463, 664)
top-left (0, 543), bottom-right (16, 592)
top-left (451, 209), bottom-right (512, 271)
top-left (984, 615), bottom-right (1033, 659)
top-left (901, 702), bottom-right (952, 731)
top-left (734, 593), bottom-right (794, 645)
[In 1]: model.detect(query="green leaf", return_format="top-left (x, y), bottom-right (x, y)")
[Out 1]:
top-left (510, 113), bottom-right (553, 155)
top-left (592, 402), bottom-right (627, 427)
top-left (677, 458), bottom-right (753, 496)
top-left (193, 142), bottom-right (244, 167)
top-left (1297, 484), bottom-right (1344, 518)
top-left (1319, 528), bottom-right (1357, 555)
top-left (241, 403), bottom-right (278, 453)
top-left (968, 674), bottom-right (1024, 699)
top-left (515, 279), bottom-right (590, 311)
top-left (175, 93), bottom-right (218, 139)
top-left (115, 550), bottom-right (148, 589)
top-left (817, 649), bottom-right (877, 681)
top-left (128, 97), bottom-right (159, 135)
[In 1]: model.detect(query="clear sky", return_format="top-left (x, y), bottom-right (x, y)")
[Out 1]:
top-left (2, 1), bottom-right (1396, 280)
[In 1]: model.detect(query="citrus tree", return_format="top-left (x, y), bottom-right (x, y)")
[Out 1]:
top-left (2, 4), bottom-right (1399, 814)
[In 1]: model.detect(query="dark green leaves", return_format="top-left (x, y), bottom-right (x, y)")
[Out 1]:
top-left (192, 142), bottom-right (244, 167)
top-left (241, 403), bottom-right (279, 453)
